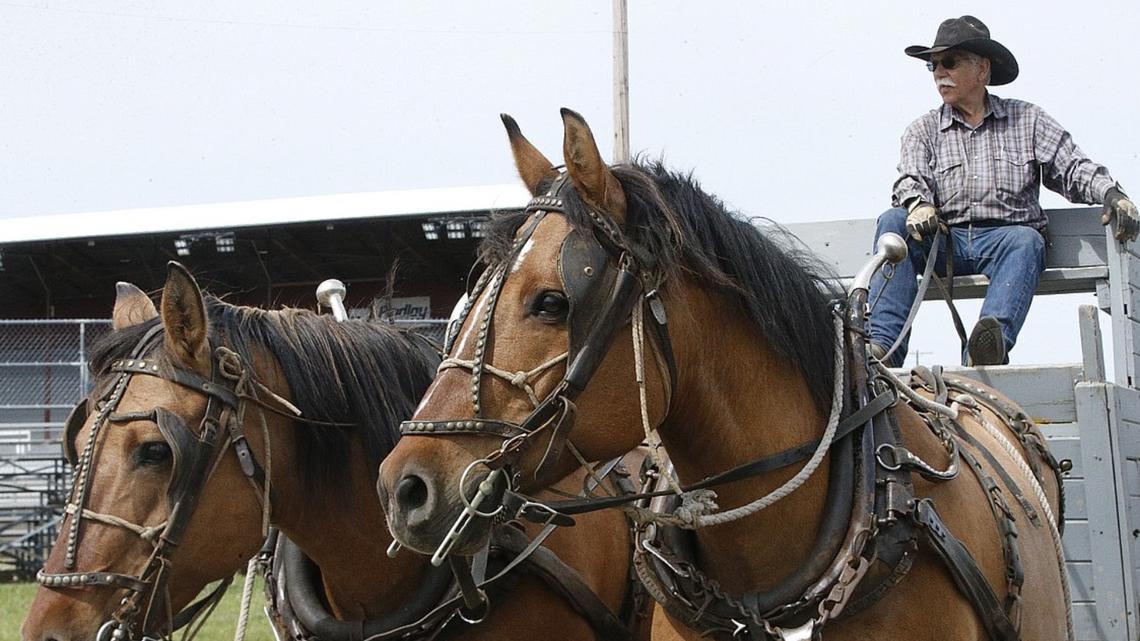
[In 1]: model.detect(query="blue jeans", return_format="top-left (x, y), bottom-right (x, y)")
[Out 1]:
top-left (868, 207), bottom-right (1046, 366)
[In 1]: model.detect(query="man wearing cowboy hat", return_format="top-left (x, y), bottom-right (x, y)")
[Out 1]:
top-left (868, 15), bottom-right (1139, 367)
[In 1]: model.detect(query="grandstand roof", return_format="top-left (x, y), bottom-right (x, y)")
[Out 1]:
top-left (0, 183), bottom-right (531, 243)
top-left (0, 184), bottom-right (532, 319)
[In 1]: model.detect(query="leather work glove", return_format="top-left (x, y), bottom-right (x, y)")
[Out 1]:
top-left (1103, 187), bottom-right (1140, 243)
top-left (906, 200), bottom-right (940, 242)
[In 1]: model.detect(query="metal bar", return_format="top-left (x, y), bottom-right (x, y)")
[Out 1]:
top-left (78, 321), bottom-right (88, 396)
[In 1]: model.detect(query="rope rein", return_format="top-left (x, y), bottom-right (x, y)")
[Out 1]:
top-left (625, 312), bottom-right (847, 530)
top-left (232, 558), bottom-right (259, 641)
top-left (631, 299), bottom-right (682, 496)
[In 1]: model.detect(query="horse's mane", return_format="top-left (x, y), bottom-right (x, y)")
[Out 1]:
top-left (88, 298), bottom-right (438, 500)
top-left (481, 159), bottom-right (838, 412)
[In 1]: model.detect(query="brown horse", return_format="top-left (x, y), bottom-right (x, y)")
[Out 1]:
top-left (378, 110), bottom-right (1069, 640)
top-left (22, 263), bottom-right (636, 641)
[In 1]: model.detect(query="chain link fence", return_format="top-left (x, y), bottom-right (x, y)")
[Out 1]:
top-left (0, 319), bottom-right (111, 432)
top-left (392, 318), bottom-right (449, 347)
top-left (0, 320), bottom-right (109, 577)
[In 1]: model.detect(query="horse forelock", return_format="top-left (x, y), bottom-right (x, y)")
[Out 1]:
top-left (479, 159), bottom-right (839, 412)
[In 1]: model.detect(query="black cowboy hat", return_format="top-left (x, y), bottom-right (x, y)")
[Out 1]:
top-left (905, 15), bottom-right (1018, 86)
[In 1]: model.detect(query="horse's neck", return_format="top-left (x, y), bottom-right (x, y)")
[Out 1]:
top-left (274, 452), bottom-right (429, 619)
top-left (250, 356), bottom-right (434, 620)
top-left (661, 284), bottom-right (831, 595)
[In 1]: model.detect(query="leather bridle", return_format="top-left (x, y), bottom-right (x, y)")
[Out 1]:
top-left (400, 172), bottom-right (676, 490)
top-left (41, 324), bottom-right (276, 641)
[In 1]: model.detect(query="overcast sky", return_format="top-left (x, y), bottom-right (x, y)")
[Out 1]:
top-left (2, 1), bottom-right (1137, 374)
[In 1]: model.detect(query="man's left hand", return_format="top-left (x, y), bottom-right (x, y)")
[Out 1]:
top-left (1103, 187), bottom-right (1140, 243)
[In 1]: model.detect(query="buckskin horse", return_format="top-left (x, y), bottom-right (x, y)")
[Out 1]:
top-left (21, 263), bottom-right (639, 641)
top-left (377, 109), bottom-right (1069, 640)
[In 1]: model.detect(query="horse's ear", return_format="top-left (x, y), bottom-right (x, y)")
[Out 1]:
top-left (501, 113), bottom-right (557, 195)
top-left (112, 282), bottom-right (158, 330)
top-left (560, 108), bottom-right (627, 223)
top-left (160, 261), bottom-right (210, 374)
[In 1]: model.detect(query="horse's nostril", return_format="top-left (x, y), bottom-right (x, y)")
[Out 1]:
top-left (394, 474), bottom-right (430, 511)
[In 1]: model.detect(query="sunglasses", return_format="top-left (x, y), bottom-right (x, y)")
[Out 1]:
top-left (926, 55), bottom-right (967, 72)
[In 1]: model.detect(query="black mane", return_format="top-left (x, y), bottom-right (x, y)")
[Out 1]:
top-left (481, 160), bottom-right (838, 411)
top-left (88, 300), bottom-right (438, 499)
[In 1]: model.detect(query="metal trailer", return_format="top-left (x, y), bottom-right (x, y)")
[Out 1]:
top-left (786, 207), bottom-right (1139, 640)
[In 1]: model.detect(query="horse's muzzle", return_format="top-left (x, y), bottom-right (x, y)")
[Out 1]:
top-left (379, 459), bottom-right (501, 558)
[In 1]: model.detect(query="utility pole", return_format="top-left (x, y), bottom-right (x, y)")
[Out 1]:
top-left (613, 0), bottom-right (630, 164)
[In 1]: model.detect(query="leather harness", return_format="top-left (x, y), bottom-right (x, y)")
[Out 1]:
top-left (397, 173), bottom-right (1067, 640)
top-left (629, 307), bottom-right (1063, 639)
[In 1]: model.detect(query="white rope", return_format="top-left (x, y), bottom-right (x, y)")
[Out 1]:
top-left (65, 503), bottom-right (167, 542)
top-left (691, 313), bottom-right (846, 528)
top-left (233, 557), bottom-right (259, 641)
top-left (438, 352), bottom-right (568, 407)
top-left (628, 313), bottom-right (846, 529)
top-left (631, 300), bottom-right (682, 496)
top-left (957, 400), bottom-right (1074, 641)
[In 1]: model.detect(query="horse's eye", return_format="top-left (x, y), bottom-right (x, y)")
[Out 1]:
top-left (135, 441), bottom-right (172, 467)
top-left (532, 291), bottom-right (569, 321)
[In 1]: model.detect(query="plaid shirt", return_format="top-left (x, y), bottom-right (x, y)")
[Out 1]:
top-left (892, 93), bottom-right (1118, 230)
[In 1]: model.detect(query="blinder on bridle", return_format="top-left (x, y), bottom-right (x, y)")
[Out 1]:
top-left (60, 378), bottom-right (223, 507)
top-left (559, 227), bottom-right (620, 362)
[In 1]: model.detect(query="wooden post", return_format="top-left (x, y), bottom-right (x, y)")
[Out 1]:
top-left (612, 0), bottom-right (630, 164)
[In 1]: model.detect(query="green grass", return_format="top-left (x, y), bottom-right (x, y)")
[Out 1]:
top-left (2, 577), bottom-right (278, 641)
